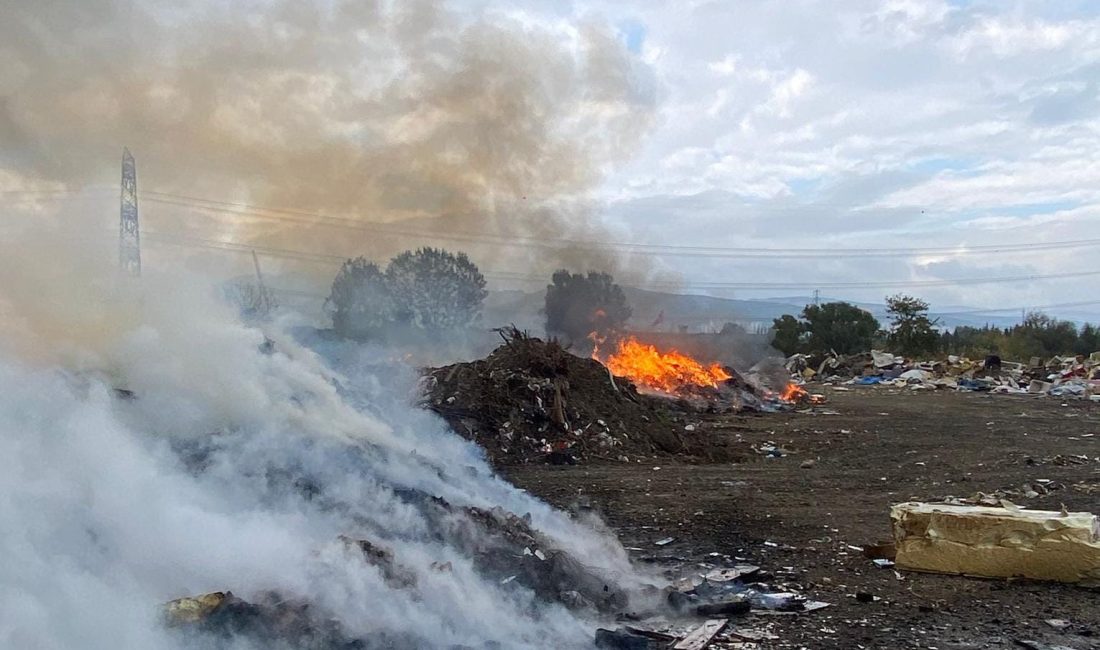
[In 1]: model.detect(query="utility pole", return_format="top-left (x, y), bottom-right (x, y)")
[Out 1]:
top-left (119, 148), bottom-right (141, 276)
top-left (251, 250), bottom-right (266, 293)
top-left (250, 249), bottom-right (276, 316)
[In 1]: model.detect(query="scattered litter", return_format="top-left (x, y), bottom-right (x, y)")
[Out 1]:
top-left (695, 599), bottom-right (751, 616)
top-left (673, 619), bottom-right (728, 650)
top-left (705, 565), bottom-right (760, 582)
top-left (788, 349), bottom-right (1100, 402)
top-left (595, 627), bottom-right (663, 649)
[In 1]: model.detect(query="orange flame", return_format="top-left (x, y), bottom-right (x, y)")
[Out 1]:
top-left (780, 383), bottom-right (808, 402)
top-left (596, 336), bottom-right (731, 395)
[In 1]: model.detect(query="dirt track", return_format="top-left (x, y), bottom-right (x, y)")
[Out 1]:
top-left (505, 387), bottom-right (1100, 649)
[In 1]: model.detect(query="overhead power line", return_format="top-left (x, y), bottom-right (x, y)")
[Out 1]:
top-left (0, 186), bottom-right (114, 196)
top-left (141, 230), bottom-right (1100, 292)
top-left (929, 299), bottom-right (1100, 317)
top-left (10, 186), bottom-right (1100, 260)
top-left (138, 189), bottom-right (1100, 260)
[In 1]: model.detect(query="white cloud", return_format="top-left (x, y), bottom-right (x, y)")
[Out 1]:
top-left (582, 0), bottom-right (1100, 313)
top-left (708, 54), bottom-right (739, 76)
top-left (951, 17), bottom-right (1093, 59)
top-left (762, 68), bottom-right (813, 118)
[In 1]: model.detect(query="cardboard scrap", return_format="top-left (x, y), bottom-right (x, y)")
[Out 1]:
top-left (673, 619), bottom-right (727, 650)
top-left (891, 502), bottom-right (1100, 584)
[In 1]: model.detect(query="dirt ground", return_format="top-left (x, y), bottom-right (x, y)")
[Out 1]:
top-left (504, 387), bottom-right (1100, 650)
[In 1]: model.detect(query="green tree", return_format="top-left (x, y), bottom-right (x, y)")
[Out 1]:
top-left (802, 302), bottom-right (880, 354)
top-left (885, 294), bottom-right (939, 357)
top-left (941, 324), bottom-right (1007, 358)
top-left (325, 257), bottom-right (393, 339)
top-left (771, 314), bottom-right (806, 356)
top-left (385, 247), bottom-right (488, 330)
top-left (544, 270), bottom-right (631, 344)
top-left (1006, 312), bottom-right (1078, 359)
top-left (1077, 323), bottom-right (1100, 356)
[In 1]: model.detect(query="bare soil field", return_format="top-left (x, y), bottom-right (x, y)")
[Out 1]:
top-left (505, 387), bottom-right (1100, 649)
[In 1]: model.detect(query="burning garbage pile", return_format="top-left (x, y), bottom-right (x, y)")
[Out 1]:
top-left (423, 328), bottom-right (802, 465)
top-left (593, 335), bottom-right (821, 410)
top-left (423, 328), bottom-right (689, 465)
top-left (788, 350), bottom-right (1100, 399)
top-left (594, 336), bottom-right (761, 409)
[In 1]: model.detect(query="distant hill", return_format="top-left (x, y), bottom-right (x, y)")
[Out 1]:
top-left (482, 288), bottom-right (1026, 334)
top-left (263, 270), bottom-right (1036, 333)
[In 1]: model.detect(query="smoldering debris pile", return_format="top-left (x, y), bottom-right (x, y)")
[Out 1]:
top-left (164, 493), bottom-right (642, 649)
top-left (421, 329), bottom-right (775, 465)
top-left (788, 350), bottom-right (1100, 399)
top-left (422, 329), bottom-right (689, 465)
top-left (167, 520), bottom-right (835, 650)
top-left (166, 590), bottom-right (366, 649)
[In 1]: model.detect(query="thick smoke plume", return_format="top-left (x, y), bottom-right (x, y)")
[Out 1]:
top-left (0, 9), bottom-right (668, 641)
top-left (0, 216), bottom-right (650, 648)
top-left (1, 0), bottom-right (656, 281)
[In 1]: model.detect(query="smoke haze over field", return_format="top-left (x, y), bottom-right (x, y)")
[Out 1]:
top-left (1, 0), bottom-right (657, 282)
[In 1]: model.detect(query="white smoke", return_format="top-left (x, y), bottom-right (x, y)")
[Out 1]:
top-left (0, 228), bottom-right (646, 649)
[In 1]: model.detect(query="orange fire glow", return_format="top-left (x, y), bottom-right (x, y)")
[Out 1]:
top-left (780, 383), bottom-right (809, 402)
top-left (596, 337), bottom-right (732, 395)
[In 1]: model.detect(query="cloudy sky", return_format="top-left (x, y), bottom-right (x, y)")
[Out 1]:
top-left (581, 0), bottom-right (1100, 315)
top-left (3, 0), bottom-right (1100, 319)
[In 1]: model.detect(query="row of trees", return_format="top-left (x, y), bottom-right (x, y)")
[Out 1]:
top-left (324, 247), bottom-right (635, 342)
top-left (772, 295), bottom-right (1098, 360)
top-left (771, 297), bottom-right (925, 356)
top-left (318, 249), bottom-right (1096, 361)
top-left (943, 315), bottom-right (1100, 360)
top-left (327, 248), bottom-right (488, 338)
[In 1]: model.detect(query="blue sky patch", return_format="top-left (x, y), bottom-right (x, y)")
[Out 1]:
top-left (618, 20), bottom-right (646, 54)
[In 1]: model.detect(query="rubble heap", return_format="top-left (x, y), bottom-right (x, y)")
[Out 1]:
top-left (788, 350), bottom-right (1100, 399)
top-left (421, 329), bottom-right (700, 465)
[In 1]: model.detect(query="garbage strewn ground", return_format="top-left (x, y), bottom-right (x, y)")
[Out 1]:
top-left (788, 349), bottom-right (1100, 399)
top-left (505, 388), bottom-right (1100, 650)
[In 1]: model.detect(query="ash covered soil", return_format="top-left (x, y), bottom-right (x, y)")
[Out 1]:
top-left (504, 388), bottom-right (1100, 650)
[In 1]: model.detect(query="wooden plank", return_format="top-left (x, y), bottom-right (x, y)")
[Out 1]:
top-left (673, 619), bottom-right (727, 650)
